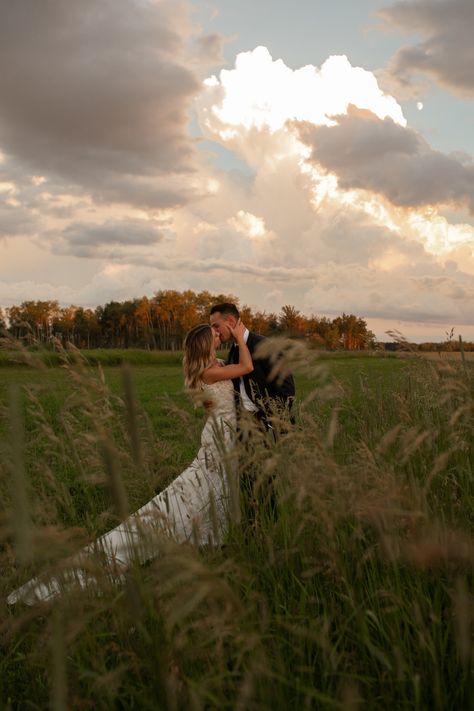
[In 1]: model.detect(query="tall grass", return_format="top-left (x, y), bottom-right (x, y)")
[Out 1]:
top-left (0, 346), bottom-right (184, 369)
top-left (0, 341), bottom-right (473, 709)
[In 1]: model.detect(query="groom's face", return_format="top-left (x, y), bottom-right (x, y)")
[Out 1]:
top-left (210, 311), bottom-right (236, 343)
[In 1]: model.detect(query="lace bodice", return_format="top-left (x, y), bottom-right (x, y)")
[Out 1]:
top-left (201, 379), bottom-right (236, 420)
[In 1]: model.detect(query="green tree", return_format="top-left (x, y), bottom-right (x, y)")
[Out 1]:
top-left (99, 301), bottom-right (124, 347)
top-left (74, 307), bottom-right (100, 348)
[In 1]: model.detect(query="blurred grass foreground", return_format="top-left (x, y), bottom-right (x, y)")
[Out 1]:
top-left (0, 340), bottom-right (473, 710)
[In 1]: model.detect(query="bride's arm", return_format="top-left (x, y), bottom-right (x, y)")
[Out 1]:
top-left (202, 321), bottom-right (253, 384)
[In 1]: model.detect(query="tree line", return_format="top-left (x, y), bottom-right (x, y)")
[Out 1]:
top-left (0, 291), bottom-right (377, 351)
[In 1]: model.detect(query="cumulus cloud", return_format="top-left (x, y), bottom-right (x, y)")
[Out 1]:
top-left (297, 107), bottom-right (474, 213)
top-left (378, 0), bottom-right (474, 97)
top-left (0, 0), bottom-right (212, 207)
top-left (197, 48), bottom-right (474, 246)
top-left (198, 46), bottom-right (406, 141)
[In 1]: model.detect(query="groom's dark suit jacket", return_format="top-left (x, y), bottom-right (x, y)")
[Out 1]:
top-left (227, 331), bottom-right (295, 419)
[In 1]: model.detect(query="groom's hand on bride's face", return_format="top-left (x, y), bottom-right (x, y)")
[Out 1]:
top-left (220, 316), bottom-right (237, 341)
top-left (211, 323), bottom-right (222, 342)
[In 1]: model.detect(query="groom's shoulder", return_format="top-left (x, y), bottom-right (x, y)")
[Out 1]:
top-left (248, 330), bottom-right (266, 344)
top-left (248, 331), bottom-right (269, 361)
top-left (247, 331), bottom-right (266, 351)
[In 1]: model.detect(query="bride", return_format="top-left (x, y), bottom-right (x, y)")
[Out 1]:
top-left (7, 320), bottom-right (253, 605)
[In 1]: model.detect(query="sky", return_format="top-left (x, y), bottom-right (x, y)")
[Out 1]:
top-left (1, 0), bottom-right (473, 342)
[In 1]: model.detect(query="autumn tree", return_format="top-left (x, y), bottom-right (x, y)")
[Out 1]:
top-left (193, 290), bottom-right (215, 322)
top-left (52, 306), bottom-right (77, 344)
top-left (239, 305), bottom-right (253, 327)
top-left (7, 300), bottom-right (59, 343)
top-left (279, 305), bottom-right (308, 337)
top-left (135, 296), bottom-right (157, 349)
top-left (151, 290), bottom-right (181, 350)
top-left (332, 313), bottom-right (372, 350)
top-left (249, 310), bottom-right (274, 336)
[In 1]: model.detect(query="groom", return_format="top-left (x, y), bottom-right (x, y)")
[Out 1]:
top-left (209, 302), bottom-right (295, 427)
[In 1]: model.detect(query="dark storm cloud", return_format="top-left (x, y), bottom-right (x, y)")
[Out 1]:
top-left (0, 0), bottom-right (206, 207)
top-left (297, 108), bottom-right (474, 213)
top-left (379, 0), bottom-right (474, 97)
top-left (58, 218), bottom-right (163, 257)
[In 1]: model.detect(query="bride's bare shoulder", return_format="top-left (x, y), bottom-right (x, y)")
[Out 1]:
top-left (201, 362), bottom-right (222, 384)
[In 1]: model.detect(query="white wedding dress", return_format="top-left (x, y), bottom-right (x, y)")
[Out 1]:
top-left (7, 379), bottom-right (237, 605)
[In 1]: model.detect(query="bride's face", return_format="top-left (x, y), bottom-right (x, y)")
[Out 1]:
top-left (210, 312), bottom-right (235, 343)
top-left (212, 329), bottom-right (221, 352)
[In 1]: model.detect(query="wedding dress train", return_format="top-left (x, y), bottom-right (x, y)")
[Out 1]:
top-left (7, 379), bottom-right (237, 605)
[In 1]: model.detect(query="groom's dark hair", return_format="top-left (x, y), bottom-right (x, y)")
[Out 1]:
top-left (210, 303), bottom-right (240, 319)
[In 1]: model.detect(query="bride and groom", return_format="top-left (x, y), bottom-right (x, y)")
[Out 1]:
top-left (8, 303), bottom-right (295, 605)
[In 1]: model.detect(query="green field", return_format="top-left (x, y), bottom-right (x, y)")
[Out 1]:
top-left (0, 348), bottom-right (473, 709)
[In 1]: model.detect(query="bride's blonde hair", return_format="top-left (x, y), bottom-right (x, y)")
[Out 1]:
top-left (183, 324), bottom-right (214, 391)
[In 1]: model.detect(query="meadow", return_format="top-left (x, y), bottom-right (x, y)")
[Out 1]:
top-left (0, 344), bottom-right (473, 710)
